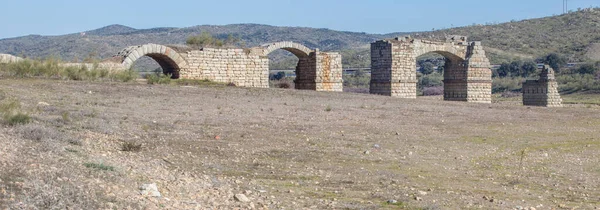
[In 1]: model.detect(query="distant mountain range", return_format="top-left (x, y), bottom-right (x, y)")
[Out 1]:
top-left (0, 24), bottom-right (402, 62)
top-left (1, 8), bottom-right (600, 67)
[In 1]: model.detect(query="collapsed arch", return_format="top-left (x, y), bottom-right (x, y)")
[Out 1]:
top-left (113, 44), bottom-right (187, 78)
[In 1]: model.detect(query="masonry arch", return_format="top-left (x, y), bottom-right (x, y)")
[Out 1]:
top-left (113, 44), bottom-right (187, 79)
top-left (370, 38), bottom-right (492, 103)
top-left (261, 42), bottom-right (316, 90)
top-left (415, 51), bottom-right (467, 98)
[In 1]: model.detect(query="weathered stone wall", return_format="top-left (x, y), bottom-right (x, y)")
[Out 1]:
top-left (314, 51), bottom-right (343, 92)
top-left (180, 48), bottom-right (269, 88)
top-left (370, 41), bottom-right (394, 96)
top-left (523, 65), bottom-right (563, 107)
top-left (0, 54), bottom-right (23, 63)
top-left (370, 36), bottom-right (492, 103)
top-left (107, 43), bottom-right (343, 91)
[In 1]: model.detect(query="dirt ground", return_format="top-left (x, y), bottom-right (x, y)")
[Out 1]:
top-left (0, 78), bottom-right (599, 209)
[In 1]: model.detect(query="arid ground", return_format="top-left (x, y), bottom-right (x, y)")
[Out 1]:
top-left (1, 79), bottom-right (599, 209)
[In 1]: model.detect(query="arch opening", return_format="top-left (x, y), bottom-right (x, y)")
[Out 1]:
top-left (416, 51), bottom-right (466, 98)
top-left (130, 54), bottom-right (181, 79)
top-left (265, 45), bottom-right (315, 90)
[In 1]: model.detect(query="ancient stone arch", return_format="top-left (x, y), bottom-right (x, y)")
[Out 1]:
top-left (260, 41), bottom-right (312, 58)
top-left (256, 41), bottom-right (341, 91)
top-left (112, 44), bottom-right (188, 78)
top-left (370, 36), bottom-right (492, 103)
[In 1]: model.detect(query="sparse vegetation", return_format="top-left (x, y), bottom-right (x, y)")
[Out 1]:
top-left (0, 99), bottom-right (31, 126)
top-left (146, 73), bottom-right (172, 85)
top-left (83, 163), bottom-right (115, 171)
top-left (186, 32), bottom-right (242, 48)
top-left (121, 142), bottom-right (142, 152)
top-left (0, 59), bottom-right (137, 82)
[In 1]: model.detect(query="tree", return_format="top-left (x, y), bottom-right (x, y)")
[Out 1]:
top-left (544, 53), bottom-right (566, 73)
top-left (521, 60), bottom-right (537, 77)
top-left (497, 63), bottom-right (511, 77)
top-left (509, 60), bottom-right (523, 77)
top-left (577, 63), bottom-right (599, 75)
top-left (419, 62), bottom-right (435, 75)
top-left (186, 32), bottom-right (214, 47)
top-left (436, 65), bottom-right (444, 74)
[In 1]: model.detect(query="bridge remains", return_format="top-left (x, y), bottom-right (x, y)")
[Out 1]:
top-left (522, 65), bottom-right (563, 107)
top-left (370, 36), bottom-right (492, 103)
top-left (0, 54), bottom-right (23, 63)
top-left (110, 42), bottom-right (343, 92)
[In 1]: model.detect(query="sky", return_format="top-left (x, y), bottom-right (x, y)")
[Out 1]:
top-left (1, 0), bottom-right (600, 39)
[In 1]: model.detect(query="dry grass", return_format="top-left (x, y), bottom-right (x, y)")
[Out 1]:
top-left (0, 78), bottom-right (599, 209)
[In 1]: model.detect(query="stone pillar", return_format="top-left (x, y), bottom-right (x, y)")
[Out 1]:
top-left (370, 41), bottom-right (393, 96)
top-left (443, 57), bottom-right (469, 101)
top-left (522, 65), bottom-right (563, 107)
top-left (316, 51), bottom-right (343, 92)
top-left (463, 42), bottom-right (492, 103)
top-left (294, 51), bottom-right (343, 92)
top-left (295, 55), bottom-right (317, 90)
top-left (370, 40), bottom-right (417, 98)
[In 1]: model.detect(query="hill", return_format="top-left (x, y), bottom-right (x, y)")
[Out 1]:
top-left (1, 8), bottom-right (600, 67)
top-left (412, 8), bottom-right (600, 63)
top-left (0, 24), bottom-right (393, 68)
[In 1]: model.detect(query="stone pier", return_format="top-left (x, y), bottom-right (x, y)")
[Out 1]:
top-left (522, 65), bottom-right (563, 107)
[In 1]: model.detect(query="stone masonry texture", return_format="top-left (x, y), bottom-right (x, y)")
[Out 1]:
top-left (522, 65), bottom-right (563, 107)
top-left (370, 36), bottom-right (492, 103)
top-left (108, 42), bottom-right (343, 92)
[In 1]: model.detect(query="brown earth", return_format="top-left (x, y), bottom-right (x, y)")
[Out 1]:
top-left (0, 79), bottom-right (599, 209)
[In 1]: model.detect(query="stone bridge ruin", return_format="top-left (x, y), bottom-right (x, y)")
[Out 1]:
top-left (110, 42), bottom-right (343, 91)
top-left (370, 36), bottom-right (492, 103)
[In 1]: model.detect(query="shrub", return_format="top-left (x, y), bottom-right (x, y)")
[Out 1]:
top-left (121, 142), bottom-right (142, 152)
top-left (422, 86), bottom-right (444, 96)
top-left (492, 77), bottom-right (523, 93)
top-left (18, 124), bottom-right (60, 141)
top-left (5, 113), bottom-right (31, 126)
top-left (0, 100), bottom-right (31, 126)
top-left (146, 73), bottom-right (172, 85)
top-left (275, 81), bottom-right (291, 89)
top-left (110, 69), bottom-right (138, 82)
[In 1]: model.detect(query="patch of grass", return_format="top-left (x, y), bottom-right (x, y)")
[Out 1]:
top-left (5, 113), bottom-right (31, 125)
top-left (121, 142), bottom-right (142, 152)
top-left (0, 99), bottom-right (31, 126)
top-left (83, 162), bottom-right (115, 171)
top-left (174, 78), bottom-right (226, 86)
top-left (325, 105), bottom-right (332, 112)
top-left (110, 69), bottom-right (138, 82)
top-left (146, 73), bottom-right (172, 85)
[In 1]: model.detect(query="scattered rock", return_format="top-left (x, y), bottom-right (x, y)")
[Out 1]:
top-left (140, 183), bottom-right (161, 197)
top-left (37, 102), bottom-right (50, 106)
top-left (234, 194), bottom-right (250, 202)
top-left (215, 135), bottom-right (221, 140)
top-left (373, 144), bottom-right (380, 149)
top-left (418, 191), bottom-right (427, 195)
top-left (414, 196), bottom-right (422, 201)
top-left (364, 150), bottom-right (370, 155)
top-left (387, 199), bottom-right (398, 204)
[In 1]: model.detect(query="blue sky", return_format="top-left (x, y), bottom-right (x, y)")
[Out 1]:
top-left (1, 0), bottom-right (599, 39)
